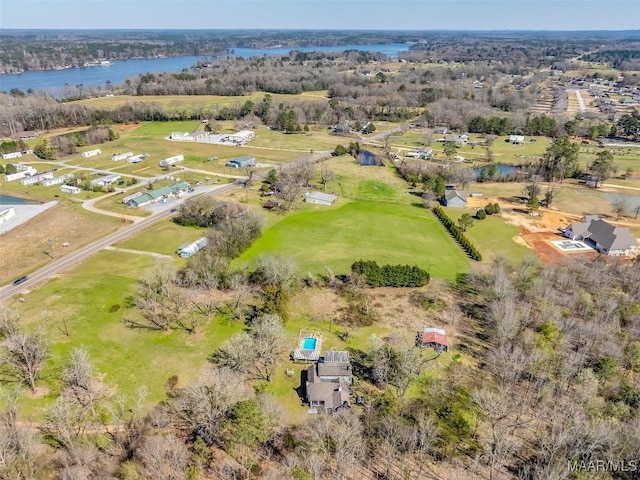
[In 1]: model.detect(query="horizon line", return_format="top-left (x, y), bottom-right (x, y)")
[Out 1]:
top-left (2, 27), bottom-right (640, 33)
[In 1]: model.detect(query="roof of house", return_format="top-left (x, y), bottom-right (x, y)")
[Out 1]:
top-left (305, 191), bottom-right (338, 203)
top-left (131, 182), bottom-right (189, 205)
top-left (418, 328), bottom-right (448, 347)
top-left (324, 350), bottom-right (349, 363)
top-left (318, 362), bottom-right (352, 379)
top-left (444, 190), bottom-right (467, 203)
top-left (569, 215), bottom-right (637, 251)
top-left (584, 219), bottom-right (637, 251)
top-left (230, 155), bottom-right (256, 163)
top-left (306, 378), bottom-right (350, 410)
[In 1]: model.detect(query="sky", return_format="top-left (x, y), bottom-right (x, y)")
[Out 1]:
top-left (1, 0), bottom-right (640, 31)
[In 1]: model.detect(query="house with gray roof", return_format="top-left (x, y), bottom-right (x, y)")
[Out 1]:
top-left (564, 215), bottom-right (637, 256)
top-left (441, 190), bottom-right (467, 207)
top-left (305, 351), bottom-right (352, 413)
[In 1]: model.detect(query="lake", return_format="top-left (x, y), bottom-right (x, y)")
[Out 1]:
top-left (599, 191), bottom-right (640, 212)
top-left (0, 43), bottom-right (411, 93)
top-left (474, 164), bottom-right (519, 178)
top-left (358, 150), bottom-right (382, 166)
top-left (0, 194), bottom-right (41, 205)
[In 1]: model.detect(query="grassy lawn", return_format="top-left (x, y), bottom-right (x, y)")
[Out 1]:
top-left (117, 219), bottom-right (207, 256)
top-left (444, 208), bottom-right (531, 263)
top-left (10, 250), bottom-right (245, 417)
top-left (238, 200), bottom-right (469, 280)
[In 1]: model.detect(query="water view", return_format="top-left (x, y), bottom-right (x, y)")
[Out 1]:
top-left (474, 164), bottom-right (519, 178)
top-left (0, 194), bottom-right (41, 205)
top-left (0, 43), bottom-right (411, 93)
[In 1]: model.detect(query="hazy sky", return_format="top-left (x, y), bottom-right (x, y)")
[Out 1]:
top-left (1, 0), bottom-right (639, 30)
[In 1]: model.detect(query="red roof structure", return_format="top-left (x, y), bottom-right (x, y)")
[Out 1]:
top-left (416, 328), bottom-right (448, 352)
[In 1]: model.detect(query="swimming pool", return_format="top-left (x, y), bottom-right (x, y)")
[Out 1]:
top-left (302, 337), bottom-right (317, 350)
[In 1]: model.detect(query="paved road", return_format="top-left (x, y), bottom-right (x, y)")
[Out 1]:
top-left (572, 89), bottom-right (586, 114)
top-left (0, 182), bottom-right (238, 302)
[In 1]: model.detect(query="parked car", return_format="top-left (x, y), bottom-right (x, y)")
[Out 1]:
top-left (13, 275), bottom-right (28, 285)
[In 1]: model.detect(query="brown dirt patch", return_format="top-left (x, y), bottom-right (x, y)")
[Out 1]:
top-left (116, 123), bottom-right (141, 132)
top-left (0, 201), bottom-right (122, 284)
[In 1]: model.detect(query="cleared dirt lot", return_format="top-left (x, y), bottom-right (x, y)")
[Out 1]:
top-left (467, 195), bottom-right (599, 264)
top-left (0, 200), bottom-right (123, 284)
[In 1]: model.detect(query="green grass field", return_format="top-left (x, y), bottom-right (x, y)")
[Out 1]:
top-left (12, 250), bottom-right (245, 416)
top-left (444, 209), bottom-right (531, 263)
top-left (117, 220), bottom-right (207, 256)
top-left (238, 200), bottom-right (469, 280)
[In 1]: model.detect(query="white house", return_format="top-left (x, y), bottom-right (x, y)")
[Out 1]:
top-left (226, 130), bottom-right (255, 145)
top-left (127, 154), bottom-right (148, 164)
top-left (112, 151), bottom-right (133, 161)
top-left (60, 185), bottom-right (82, 194)
top-left (159, 154), bottom-right (184, 167)
top-left (81, 149), bottom-right (102, 158)
top-left (4, 167), bottom-right (37, 182)
top-left (304, 191), bottom-right (338, 206)
top-left (2, 151), bottom-right (22, 160)
top-left (170, 132), bottom-right (189, 140)
top-left (42, 174), bottom-right (73, 187)
top-left (20, 172), bottom-right (54, 186)
top-left (509, 135), bottom-right (525, 144)
top-left (564, 215), bottom-right (637, 256)
top-left (89, 173), bottom-right (121, 188)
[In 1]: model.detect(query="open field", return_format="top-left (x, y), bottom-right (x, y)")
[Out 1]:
top-left (238, 200), bottom-right (469, 280)
top-left (70, 91), bottom-right (330, 110)
top-left (441, 208), bottom-right (531, 264)
top-left (6, 244), bottom-right (453, 420)
top-left (117, 219), bottom-right (207, 256)
top-left (0, 200), bottom-right (124, 284)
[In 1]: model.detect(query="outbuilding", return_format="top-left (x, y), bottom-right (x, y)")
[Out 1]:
top-left (441, 190), bottom-right (467, 207)
top-left (416, 327), bottom-right (449, 352)
top-left (304, 191), bottom-right (338, 206)
top-left (225, 155), bottom-right (256, 168)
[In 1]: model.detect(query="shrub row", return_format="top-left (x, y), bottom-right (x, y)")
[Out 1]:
top-left (476, 203), bottom-right (500, 220)
top-left (432, 207), bottom-right (482, 261)
top-left (351, 260), bottom-right (430, 287)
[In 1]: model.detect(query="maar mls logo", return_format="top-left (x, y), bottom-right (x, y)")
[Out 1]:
top-left (568, 460), bottom-right (638, 472)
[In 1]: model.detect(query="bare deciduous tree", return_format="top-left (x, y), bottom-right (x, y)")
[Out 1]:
top-left (62, 347), bottom-right (111, 413)
top-left (170, 367), bottom-right (248, 446)
top-left (2, 329), bottom-right (49, 393)
top-left (213, 314), bottom-right (288, 381)
top-left (135, 434), bottom-right (189, 480)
